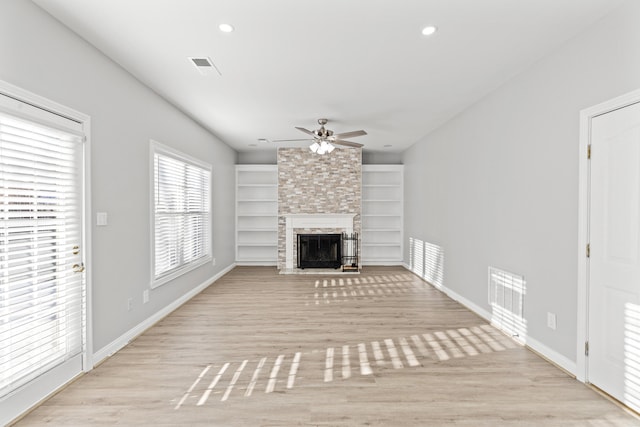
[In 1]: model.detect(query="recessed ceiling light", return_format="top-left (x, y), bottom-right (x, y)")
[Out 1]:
top-left (384, 144), bottom-right (392, 148)
top-left (422, 26), bottom-right (437, 36)
top-left (257, 138), bottom-right (268, 143)
top-left (219, 23), bottom-right (234, 33)
top-left (248, 143), bottom-right (257, 147)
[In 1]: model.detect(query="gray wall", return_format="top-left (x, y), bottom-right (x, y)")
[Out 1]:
top-left (237, 150), bottom-right (277, 164)
top-left (0, 1), bottom-right (237, 353)
top-left (403, 0), bottom-right (640, 363)
top-left (237, 149), bottom-right (403, 165)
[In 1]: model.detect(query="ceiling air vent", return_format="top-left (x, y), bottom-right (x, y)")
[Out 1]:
top-left (188, 56), bottom-right (221, 76)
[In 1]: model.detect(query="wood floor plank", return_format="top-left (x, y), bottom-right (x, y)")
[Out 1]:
top-left (13, 266), bottom-right (640, 426)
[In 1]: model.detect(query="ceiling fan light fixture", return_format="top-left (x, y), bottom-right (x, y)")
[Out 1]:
top-left (309, 141), bottom-right (320, 153)
top-left (315, 140), bottom-right (333, 155)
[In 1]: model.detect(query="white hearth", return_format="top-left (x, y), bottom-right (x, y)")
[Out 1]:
top-left (284, 213), bottom-right (356, 270)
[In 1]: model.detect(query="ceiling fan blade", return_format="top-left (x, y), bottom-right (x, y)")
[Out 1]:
top-left (333, 139), bottom-right (364, 148)
top-left (295, 126), bottom-right (316, 137)
top-left (332, 130), bottom-right (367, 139)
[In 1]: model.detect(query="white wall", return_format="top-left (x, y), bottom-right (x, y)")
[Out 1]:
top-left (403, 0), bottom-right (640, 365)
top-left (0, 1), bottom-right (237, 355)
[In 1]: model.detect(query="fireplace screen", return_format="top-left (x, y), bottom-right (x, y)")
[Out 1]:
top-left (297, 234), bottom-right (342, 269)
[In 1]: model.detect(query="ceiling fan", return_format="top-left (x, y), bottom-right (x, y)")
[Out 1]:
top-left (274, 119), bottom-right (367, 154)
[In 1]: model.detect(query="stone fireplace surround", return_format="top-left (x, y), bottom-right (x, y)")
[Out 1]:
top-left (277, 147), bottom-right (362, 272)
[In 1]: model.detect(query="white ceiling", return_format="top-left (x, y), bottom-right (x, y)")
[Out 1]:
top-left (33, 0), bottom-right (623, 154)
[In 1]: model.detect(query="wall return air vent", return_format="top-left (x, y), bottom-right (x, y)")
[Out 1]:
top-left (188, 56), bottom-right (221, 76)
top-left (488, 266), bottom-right (526, 341)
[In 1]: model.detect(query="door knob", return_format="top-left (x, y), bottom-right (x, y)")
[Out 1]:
top-left (72, 263), bottom-right (85, 273)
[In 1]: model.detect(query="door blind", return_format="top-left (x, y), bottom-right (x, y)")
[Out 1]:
top-left (0, 111), bottom-right (84, 398)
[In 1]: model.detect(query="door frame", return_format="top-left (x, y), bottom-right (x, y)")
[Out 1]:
top-left (0, 80), bottom-right (93, 422)
top-left (577, 88), bottom-right (640, 384)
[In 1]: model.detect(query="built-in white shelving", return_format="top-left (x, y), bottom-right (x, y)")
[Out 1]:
top-left (235, 164), bottom-right (403, 266)
top-left (236, 165), bottom-right (278, 265)
top-left (361, 165), bottom-right (404, 265)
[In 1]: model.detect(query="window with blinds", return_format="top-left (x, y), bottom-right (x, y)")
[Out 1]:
top-left (0, 111), bottom-right (84, 399)
top-left (151, 141), bottom-right (211, 287)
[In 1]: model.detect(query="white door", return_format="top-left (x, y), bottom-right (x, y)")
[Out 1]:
top-left (589, 101), bottom-right (640, 411)
top-left (0, 92), bottom-right (87, 425)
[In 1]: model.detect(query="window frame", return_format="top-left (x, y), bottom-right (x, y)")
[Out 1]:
top-left (150, 140), bottom-right (212, 289)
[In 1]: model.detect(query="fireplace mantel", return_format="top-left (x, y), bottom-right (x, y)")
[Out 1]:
top-left (284, 213), bottom-right (356, 270)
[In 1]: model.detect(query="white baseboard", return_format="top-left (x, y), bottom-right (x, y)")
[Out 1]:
top-left (235, 261), bottom-right (277, 266)
top-left (401, 262), bottom-right (445, 291)
top-left (93, 263), bottom-right (236, 364)
top-left (523, 335), bottom-right (577, 376)
top-left (362, 261), bottom-right (404, 266)
top-left (440, 285), bottom-right (493, 322)
top-left (401, 264), bottom-right (577, 377)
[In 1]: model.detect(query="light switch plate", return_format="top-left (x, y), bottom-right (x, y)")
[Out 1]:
top-left (547, 312), bottom-right (557, 330)
top-left (97, 212), bottom-right (108, 226)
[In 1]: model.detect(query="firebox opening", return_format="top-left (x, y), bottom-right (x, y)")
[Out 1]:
top-left (297, 234), bottom-right (342, 269)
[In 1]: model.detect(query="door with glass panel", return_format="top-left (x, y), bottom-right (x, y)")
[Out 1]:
top-left (0, 93), bottom-right (86, 424)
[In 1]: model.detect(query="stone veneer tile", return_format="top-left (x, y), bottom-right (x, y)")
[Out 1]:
top-left (277, 147), bottom-right (362, 270)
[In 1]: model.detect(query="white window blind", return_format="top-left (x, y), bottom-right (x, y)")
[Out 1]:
top-left (0, 111), bottom-right (84, 398)
top-left (152, 142), bottom-right (211, 287)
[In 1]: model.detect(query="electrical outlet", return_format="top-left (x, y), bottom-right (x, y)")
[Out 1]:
top-left (127, 297), bottom-right (133, 312)
top-left (143, 290), bottom-right (149, 304)
top-left (547, 312), bottom-right (557, 330)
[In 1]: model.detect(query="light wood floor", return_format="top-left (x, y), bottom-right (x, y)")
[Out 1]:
top-left (15, 267), bottom-right (640, 426)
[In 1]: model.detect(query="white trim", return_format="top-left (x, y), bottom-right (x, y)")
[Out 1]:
top-left (0, 81), bottom-right (84, 135)
top-left (82, 118), bottom-right (94, 373)
top-left (150, 139), bottom-right (212, 172)
top-left (362, 261), bottom-right (404, 266)
top-left (2, 356), bottom-right (83, 426)
top-left (93, 263), bottom-right (236, 364)
top-left (152, 255), bottom-right (213, 289)
top-left (577, 88), bottom-right (640, 384)
top-left (440, 283), bottom-right (493, 322)
top-left (525, 335), bottom-right (577, 376)
top-left (402, 264), bottom-right (578, 376)
top-left (235, 261), bottom-right (278, 267)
